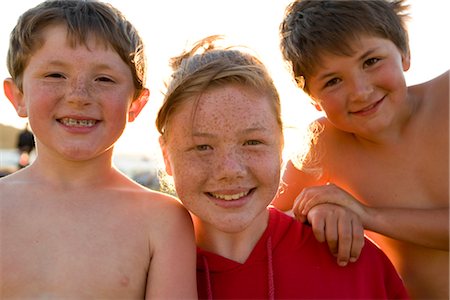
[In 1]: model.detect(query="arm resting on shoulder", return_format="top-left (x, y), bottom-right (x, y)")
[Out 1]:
top-left (296, 183), bottom-right (449, 250)
top-left (363, 206), bottom-right (449, 250)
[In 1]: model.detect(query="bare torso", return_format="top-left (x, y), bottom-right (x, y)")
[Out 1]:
top-left (323, 126), bottom-right (448, 298)
top-left (0, 167), bottom-right (190, 299)
top-left (317, 72), bottom-right (449, 299)
top-left (273, 71), bottom-right (449, 299)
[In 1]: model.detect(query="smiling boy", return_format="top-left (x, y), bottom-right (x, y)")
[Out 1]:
top-left (0, 1), bottom-right (197, 298)
top-left (274, 0), bottom-right (449, 298)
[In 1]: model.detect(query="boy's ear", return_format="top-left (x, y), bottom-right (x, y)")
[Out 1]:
top-left (128, 88), bottom-right (150, 122)
top-left (313, 103), bottom-right (322, 112)
top-left (310, 97), bottom-right (323, 112)
top-left (4, 78), bottom-right (27, 117)
top-left (159, 136), bottom-right (173, 176)
top-left (402, 51), bottom-right (411, 72)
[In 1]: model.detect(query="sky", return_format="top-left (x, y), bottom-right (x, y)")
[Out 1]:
top-left (1, 0), bottom-right (449, 161)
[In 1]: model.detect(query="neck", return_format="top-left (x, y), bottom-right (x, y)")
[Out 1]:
top-left (26, 149), bottom-right (117, 190)
top-left (193, 209), bottom-right (269, 263)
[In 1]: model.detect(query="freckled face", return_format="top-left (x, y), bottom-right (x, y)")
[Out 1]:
top-left (19, 24), bottom-right (137, 161)
top-left (162, 84), bottom-right (283, 234)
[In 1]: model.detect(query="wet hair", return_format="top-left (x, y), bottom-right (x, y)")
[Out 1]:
top-left (7, 0), bottom-right (146, 98)
top-left (280, 0), bottom-right (410, 94)
top-left (156, 35), bottom-right (282, 138)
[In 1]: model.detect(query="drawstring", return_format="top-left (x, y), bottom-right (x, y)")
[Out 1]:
top-left (202, 255), bottom-right (213, 300)
top-left (267, 236), bottom-right (275, 299)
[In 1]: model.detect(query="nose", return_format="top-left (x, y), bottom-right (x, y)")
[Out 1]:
top-left (66, 77), bottom-right (93, 106)
top-left (213, 148), bottom-right (247, 181)
top-left (348, 73), bottom-right (373, 102)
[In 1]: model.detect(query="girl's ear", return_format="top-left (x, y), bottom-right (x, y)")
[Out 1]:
top-left (128, 88), bottom-right (150, 122)
top-left (4, 78), bottom-right (27, 117)
top-left (159, 136), bottom-right (173, 176)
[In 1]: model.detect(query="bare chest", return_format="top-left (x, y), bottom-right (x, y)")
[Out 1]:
top-left (325, 137), bottom-right (448, 208)
top-left (0, 195), bottom-right (149, 298)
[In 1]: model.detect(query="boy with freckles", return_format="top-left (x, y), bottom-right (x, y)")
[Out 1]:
top-left (0, 1), bottom-right (197, 298)
top-left (274, 0), bottom-right (449, 298)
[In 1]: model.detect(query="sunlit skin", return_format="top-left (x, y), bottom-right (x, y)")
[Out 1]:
top-left (0, 24), bottom-right (197, 299)
top-left (9, 26), bottom-right (138, 164)
top-left (308, 36), bottom-right (411, 143)
top-left (160, 84), bottom-right (283, 263)
top-left (273, 35), bottom-right (449, 298)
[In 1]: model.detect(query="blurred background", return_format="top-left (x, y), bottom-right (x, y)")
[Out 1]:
top-left (1, 0), bottom-right (449, 190)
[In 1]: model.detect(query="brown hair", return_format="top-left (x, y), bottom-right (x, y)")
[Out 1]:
top-left (280, 0), bottom-right (410, 94)
top-left (156, 35), bottom-right (282, 138)
top-left (7, 0), bottom-right (146, 98)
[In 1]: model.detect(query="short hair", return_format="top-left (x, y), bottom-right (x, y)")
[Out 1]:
top-left (7, 0), bottom-right (146, 98)
top-left (156, 35), bottom-right (282, 137)
top-left (280, 0), bottom-right (410, 94)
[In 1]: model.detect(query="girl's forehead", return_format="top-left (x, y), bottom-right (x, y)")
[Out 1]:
top-left (196, 86), bottom-right (273, 119)
top-left (168, 85), bottom-right (278, 135)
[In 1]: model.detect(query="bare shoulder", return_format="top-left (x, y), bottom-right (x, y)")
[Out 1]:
top-left (411, 70), bottom-right (449, 109)
top-left (0, 169), bottom-right (35, 205)
top-left (311, 117), bottom-right (354, 151)
top-left (138, 188), bottom-right (190, 220)
top-left (296, 117), bottom-right (351, 180)
top-left (113, 174), bottom-right (190, 222)
top-left (425, 70), bottom-right (448, 102)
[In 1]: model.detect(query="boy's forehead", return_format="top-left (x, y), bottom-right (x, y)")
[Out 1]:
top-left (38, 22), bottom-right (112, 51)
top-left (309, 34), bottom-right (375, 75)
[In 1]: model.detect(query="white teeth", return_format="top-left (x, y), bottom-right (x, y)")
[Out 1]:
top-left (361, 103), bottom-right (376, 112)
top-left (60, 118), bottom-right (96, 127)
top-left (211, 191), bottom-right (249, 201)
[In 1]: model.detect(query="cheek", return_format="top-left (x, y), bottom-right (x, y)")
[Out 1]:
top-left (169, 153), bottom-right (207, 193)
top-left (252, 152), bottom-right (282, 185)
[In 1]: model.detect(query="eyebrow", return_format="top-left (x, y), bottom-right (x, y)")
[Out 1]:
top-left (192, 126), bottom-right (268, 137)
top-left (42, 59), bottom-right (117, 71)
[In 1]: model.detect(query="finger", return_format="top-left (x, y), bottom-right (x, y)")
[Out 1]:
top-left (336, 215), bottom-right (352, 267)
top-left (292, 193), bottom-right (303, 217)
top-left (324, 212), bottom-right (338, 256)
top-left (293, 191), bottom-right (312, 223)
top-left (301, 188), bottom-right (329, 215)
top-left (349, 219), bottom-right (365, 262)
top-left (310, 213), bottom-right (326, 243)
top-left (294, 190), bottom-right (307, 215)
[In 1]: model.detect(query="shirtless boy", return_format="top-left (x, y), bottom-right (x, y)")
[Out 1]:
top-left (274, 0), bottom-right (449, 298)
top-left (0, 1), bottom-right (197, 298)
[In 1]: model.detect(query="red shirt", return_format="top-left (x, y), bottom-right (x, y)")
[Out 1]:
top-left (197, 207), bottom-right (409, 299)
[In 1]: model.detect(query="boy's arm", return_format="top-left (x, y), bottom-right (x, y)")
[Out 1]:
top-left (295, 183), bottom-right (449, 250)
top-left (274, 161), bottom-right (365, 266)
top-left (304, 203), bottom-right (365, 266)
top-left (145, 199), bottom-right (198, 299)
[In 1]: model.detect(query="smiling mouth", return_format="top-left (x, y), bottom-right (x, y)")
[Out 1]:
top-left (352, 99), bottom-right (382, 114)
top-left (208, 189), bottom-right (253, 201)
top-left (58, 118), bottom-right (98, 127)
